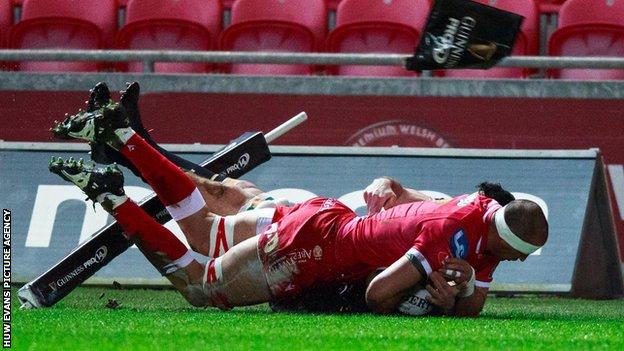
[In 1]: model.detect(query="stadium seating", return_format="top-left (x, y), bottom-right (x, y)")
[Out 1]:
top-left (549, 0), bottom-right (624, 80)
top-left (326, 0), bottom-right (430, 77)
top-left (8, 0), bottom-right (117, 72)
top-left (443, 0), bottom-right (539, 79)
top-left (0, 0), bottom-right (11, 47)
top-left (117, 0), bottom-right (222, 73)
top-left (220, 0), bottom-right (326, 75)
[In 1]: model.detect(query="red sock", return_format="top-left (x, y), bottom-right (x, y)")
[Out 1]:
top-left (120, 133), bottom-right (195, 206)
top-left (114, 199), bottom-right (188, 261)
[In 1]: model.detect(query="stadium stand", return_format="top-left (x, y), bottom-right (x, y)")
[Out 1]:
top-left (326, 0), bottom-right (429, 77)
top-left (8, 0), bottom-right (117, 72)
top-left (219, 0), bottom-right (326, 75)
top-left (549, 0), bottom-right (624, 80)
top-left (0, 0), bottom-right (11, 47)
top-left (443, 0), bottom-right (540, 79)
top-left (117, 0), bottom-right (222, 73)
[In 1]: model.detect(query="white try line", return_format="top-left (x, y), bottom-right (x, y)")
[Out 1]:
top-left (264, 112), bottom-right (308, 144)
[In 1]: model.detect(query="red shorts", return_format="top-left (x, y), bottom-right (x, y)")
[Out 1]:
top-left (257, 197), bottom-right (355, 299)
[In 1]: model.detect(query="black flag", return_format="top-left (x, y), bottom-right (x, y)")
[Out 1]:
top-left (406, 0), bottom-right (524, 71)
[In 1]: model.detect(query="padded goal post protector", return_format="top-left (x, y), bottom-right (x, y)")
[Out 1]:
top-left (405, 0), bottom-right (523, 71)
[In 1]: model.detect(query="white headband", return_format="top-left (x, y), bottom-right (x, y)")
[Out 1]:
top-left (494, 205), bottom-right (542, 255)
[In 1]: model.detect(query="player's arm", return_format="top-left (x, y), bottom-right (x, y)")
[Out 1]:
top-left (364, 177), bottom-right (432, 214)
top-left (422, 273), bottom-right (484, 317)
top-left (438, 258), bottom-right (490, 317)
top-left (365, 256), bottom-right (424, 314)
top-left (452, 287), bottom-right (488, 317)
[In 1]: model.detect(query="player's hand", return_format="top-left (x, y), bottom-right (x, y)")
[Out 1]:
top-left (425, 271), bottom-right (465, 312)
top-left (438, 258), bottom-right (474, 285)
top-left (363, 178), bottom-right (397, 214)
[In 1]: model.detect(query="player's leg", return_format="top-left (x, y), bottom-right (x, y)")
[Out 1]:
top-left (60, 81), bottom-right (270, 218)
top-left (114, 197), bottom-right (272, 308)
top-left (198, 204), bottom-right (276, 258)
top-left (113, 133), bottom-right (280, 255)
top-left (51, 96), bottom-right (281, 257)
top-left (186, 171), bottom-right (266, 215)
top-left (202, 236), bottom-right (272, 308)
top-left (67, 81), bottom-right (221, 185)
top-left (48, 158), bottom-right (206, 304)
top-left (51, 98), bottom-right (219, 255)
top-left (48, 158), bottom-right (271, 308)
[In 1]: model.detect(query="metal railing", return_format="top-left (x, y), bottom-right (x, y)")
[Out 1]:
top-left (1, 49), bottom-right (624, 73)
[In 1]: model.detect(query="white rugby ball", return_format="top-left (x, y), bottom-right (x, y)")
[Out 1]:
top-left (398, 288), bottom-right (433, 316)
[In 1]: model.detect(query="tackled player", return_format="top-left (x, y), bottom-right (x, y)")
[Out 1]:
top-left (48, 82), bottom-right (548, 317)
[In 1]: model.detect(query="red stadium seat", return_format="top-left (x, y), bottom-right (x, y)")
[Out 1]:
top-left (326, 0), bottom-right (342, 10)
top-left (222, 0), bottom-right (235, 10)
top-left (8, 0), bottom-right (117, 72)
top-left (0, 0), bottom-right (11, 47)
top-left (549, 0), bottom-right (624, 80)
top-left (326, 0), bottom-right (430, 77)
top-left (117, 0), bottom-right (222, 74)
top-left (538, 0), bottom-right (566, 13)
top-left (443, 0), bottom-right (539, 79)
top-left (220, 0), bottom-right (326, 75)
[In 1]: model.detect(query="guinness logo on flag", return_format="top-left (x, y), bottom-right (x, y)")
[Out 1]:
top-left (405, 0), bottom-right (523, 72)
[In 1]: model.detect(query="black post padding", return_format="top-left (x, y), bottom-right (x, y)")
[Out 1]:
top-left (20, 132), bottom-right (271, 307)
top-left (204, 132), bottom-right (272, 180)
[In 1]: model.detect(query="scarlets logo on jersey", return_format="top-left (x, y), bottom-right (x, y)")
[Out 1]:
top-left (449, 229), bottom-right (468, 259)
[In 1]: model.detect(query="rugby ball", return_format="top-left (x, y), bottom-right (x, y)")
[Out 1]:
top-left (398, 287), bottom-right (433, 316)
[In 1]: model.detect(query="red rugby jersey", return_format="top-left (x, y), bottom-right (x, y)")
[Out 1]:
top-left (336, 193), bottom-right (501, 288)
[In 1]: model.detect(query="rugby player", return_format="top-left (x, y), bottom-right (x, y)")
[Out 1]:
top-left (48, 84), bottom-right (548, 316)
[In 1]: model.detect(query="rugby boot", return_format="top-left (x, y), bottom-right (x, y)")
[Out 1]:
top-left (115, 82), bottom-right (211, 175)
top-left (71, 81), bottom-right (143, 174)
top-left (88, 81), bottom-right (156, 166)
top-left (51, 88), bottom-right (132, 151)
top-left (86, 81), bottom-right (112, 112)
top-left (86, 82), bottom-right (212, 179)
top-left (53, 81), bottom-right (215, 182)
top-left (48, 156), bottom-right (127, 212)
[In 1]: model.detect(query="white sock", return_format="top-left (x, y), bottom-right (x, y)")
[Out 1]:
top-left (96, 193), bottom-right (128, 211)
top-left (163, 250), bottom-right (195, 275)
top-left (112, 127), bottom-right (136, 149)
top-left (166, 188), bottom-right (206, 221)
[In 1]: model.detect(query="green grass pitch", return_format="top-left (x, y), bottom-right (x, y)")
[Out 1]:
top-left (12, 287), bottom-right (624, 350)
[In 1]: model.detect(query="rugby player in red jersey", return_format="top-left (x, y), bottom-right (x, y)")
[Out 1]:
top-left (48, 87), bottom-right (547, 316)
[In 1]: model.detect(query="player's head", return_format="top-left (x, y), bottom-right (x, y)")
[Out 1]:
top-left (491, 199), bottom-right (548, 261)
top-left (476, 182), bottom-right (515, 206)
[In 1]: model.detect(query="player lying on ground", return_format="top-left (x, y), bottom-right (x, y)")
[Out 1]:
top-left (49, 85), bottom-right (548, 317)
